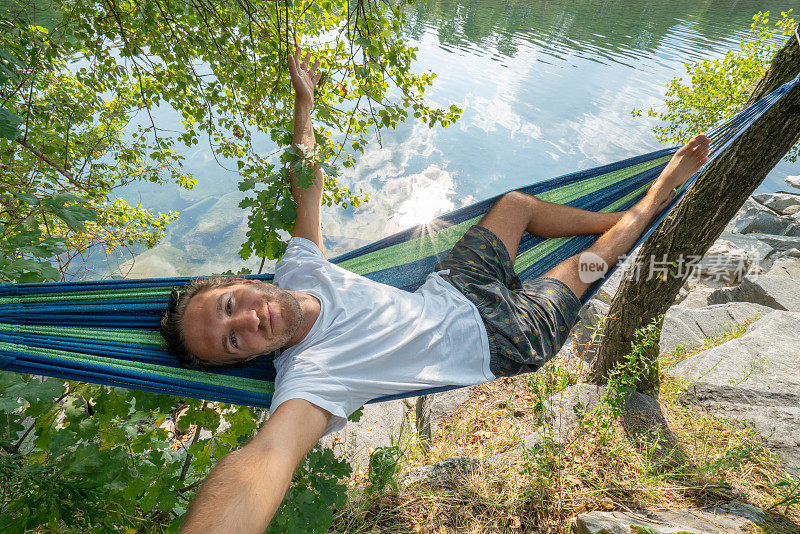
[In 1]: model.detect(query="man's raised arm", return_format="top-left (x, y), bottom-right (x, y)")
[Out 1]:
top-left (287, 48), bottom-right (326, 255)
top-left (178, 399), bottom-right (330, 533)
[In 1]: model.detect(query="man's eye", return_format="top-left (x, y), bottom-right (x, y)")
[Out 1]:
top-left (230, 331), bottom-right (238, 348)
top-left (226, 297), bottom-right (232, 315)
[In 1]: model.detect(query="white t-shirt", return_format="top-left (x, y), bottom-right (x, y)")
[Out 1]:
top-left (269, 237), bottom-right (492, 436)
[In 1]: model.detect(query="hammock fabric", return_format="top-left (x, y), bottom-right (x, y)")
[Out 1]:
top-left (2, 74), bottom-right (798, 409)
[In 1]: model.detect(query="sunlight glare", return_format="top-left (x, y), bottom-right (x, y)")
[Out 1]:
top-left (392, 178), bottom-right (455, 230)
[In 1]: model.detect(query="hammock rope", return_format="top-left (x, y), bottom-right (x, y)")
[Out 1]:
top-left (2, 73), bottom-right (798, 408)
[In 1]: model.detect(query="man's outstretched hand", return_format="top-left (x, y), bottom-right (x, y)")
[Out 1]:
top-left (288, 47), bottom-right (324, 109)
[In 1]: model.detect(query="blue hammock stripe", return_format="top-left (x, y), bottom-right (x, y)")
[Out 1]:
top-left (1, 73), bottom-right (798, 410)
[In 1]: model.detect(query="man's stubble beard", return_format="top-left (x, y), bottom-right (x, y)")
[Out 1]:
top-left (254, 283), bottom-right (303, 349)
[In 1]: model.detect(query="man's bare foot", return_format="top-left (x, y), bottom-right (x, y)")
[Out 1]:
top-left (648, 134), bottom-right (710, 213)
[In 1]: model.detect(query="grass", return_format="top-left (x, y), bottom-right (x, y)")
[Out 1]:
top-left (329, 320), bottom-right (799, 533)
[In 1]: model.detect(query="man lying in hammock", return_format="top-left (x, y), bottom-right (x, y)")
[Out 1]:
top-left (161, 49), bottom-right (710, 532)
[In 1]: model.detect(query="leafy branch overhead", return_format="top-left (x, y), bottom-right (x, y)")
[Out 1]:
top-left (0, 0), bottom-right (462, 282)
top-left (633, 10), bottom-right (798, 162)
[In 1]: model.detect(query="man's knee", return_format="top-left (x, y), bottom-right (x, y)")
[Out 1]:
top-left (493, 191), bottom-right (533, 212)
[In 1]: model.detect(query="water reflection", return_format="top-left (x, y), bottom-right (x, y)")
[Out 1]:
top-left (118, 0), bottom-right (800, 277)
top-left (405, 0), bottom-right (775, 67)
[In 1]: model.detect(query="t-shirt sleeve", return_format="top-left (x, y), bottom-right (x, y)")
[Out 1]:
top-left (269, 355), bottom-right (349, 437)
top-left (275, 237), bottom-right (326, 287)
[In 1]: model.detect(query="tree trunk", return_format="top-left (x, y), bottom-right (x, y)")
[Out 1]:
top-left (588, 26), bottom-right (800, 388)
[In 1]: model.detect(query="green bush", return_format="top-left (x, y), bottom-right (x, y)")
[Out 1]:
top-left (0, 372), bottom-right (355, 532)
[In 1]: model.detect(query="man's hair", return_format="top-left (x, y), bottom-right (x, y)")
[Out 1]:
top-left (160, 277), bottom-right (240, 369)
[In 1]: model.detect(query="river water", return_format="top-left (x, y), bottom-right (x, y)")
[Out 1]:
top-left (104, 0), bottom-right (800, 276)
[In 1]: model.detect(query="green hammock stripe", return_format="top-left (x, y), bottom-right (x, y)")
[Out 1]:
top-left (0, 341), bottom-right (273, 395)
top-left (513, 176), bottom-right (661, 274)
top-left (0, 324), bottom-right (166, 346)
top-left (604, 181), bottom-right (652, 212)
top-left (0, 286), bottom-right (173, 305)
top-left (515, 237), bottom-right (572, 274)
top-left (534, 155), bottom-right (669, 204)
top-left (337, 218), bottom-right (480, 274)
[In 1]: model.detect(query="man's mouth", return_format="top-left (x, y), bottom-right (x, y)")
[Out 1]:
top-left (266, 302), bottom-right (273, 335)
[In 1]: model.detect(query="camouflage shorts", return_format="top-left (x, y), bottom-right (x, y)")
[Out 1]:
top-left (438, 225), bottom-right (581, 378)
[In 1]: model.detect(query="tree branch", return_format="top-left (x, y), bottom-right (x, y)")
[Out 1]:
top-left (14, 138), bottom-right (86, 191)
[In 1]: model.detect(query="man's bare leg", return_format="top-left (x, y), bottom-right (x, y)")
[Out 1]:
top-left (478, 134), bottom-right (710, 297)
top-left (478, 193), bottom-right (625, 263)
top-left (541, 134), bottom-right (710, 299)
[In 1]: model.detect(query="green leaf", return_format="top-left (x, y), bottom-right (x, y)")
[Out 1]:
top-left (0, 372), bottom-right (26, 392)
top-left (347, 406), bottom-right (363, 422)
top-left (5, 377), bottom-right (65, 403)
top-left (0, 396), bottom-right (22, 412)
top-left (0, 107), bottom-right (22, 140)
top-left (42, 194), bottom-right (97, 231)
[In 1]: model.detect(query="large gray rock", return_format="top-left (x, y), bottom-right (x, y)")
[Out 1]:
top-left (786, 175), bottom-right (800, 189)
top-left (726, 197), bottom-right (777, 234)
top-left (728, 194), bottom-right (800, 236)
top-left (669, 311), bottom-right (800, 470)
top-left (736, 210), bottom-right (800, 236)
top-left (694, 239), bottom-right (758, 285)
top-left (767, 256), bottom-right (800, 280)
top-left (753, 192), bottom-right (800, 215)
top-left (708, 274), bottom-right (800, 311)
top-left (523, 384), bottom-right (661, 449)
top-left (747, 232), bottom-right (800, 254)
top-left (677, 284), bottom-right (716, 309)
top-left (659, 302), bottom-right (773, 354)
top-left (715, 230), bottom-right (776, 271)
top-left (593, 266), bottom-right (627, 304)
top-left (321, 399), bottom-right (413, 471)
top-left (576, 502), bottom-right (770, 534)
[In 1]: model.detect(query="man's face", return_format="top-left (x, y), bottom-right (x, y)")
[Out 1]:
top-left (182, 280), bottom-right (303, 364)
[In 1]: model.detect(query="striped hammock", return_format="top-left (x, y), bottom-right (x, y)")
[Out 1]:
top-left (1, 74), bottom-right (797, 408)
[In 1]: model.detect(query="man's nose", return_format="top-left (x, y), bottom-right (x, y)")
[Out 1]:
top-left (231, 308), bottom-right (259, 332)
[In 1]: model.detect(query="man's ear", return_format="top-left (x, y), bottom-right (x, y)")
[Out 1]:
top-left (235, 278), bottom-right (259, 284)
